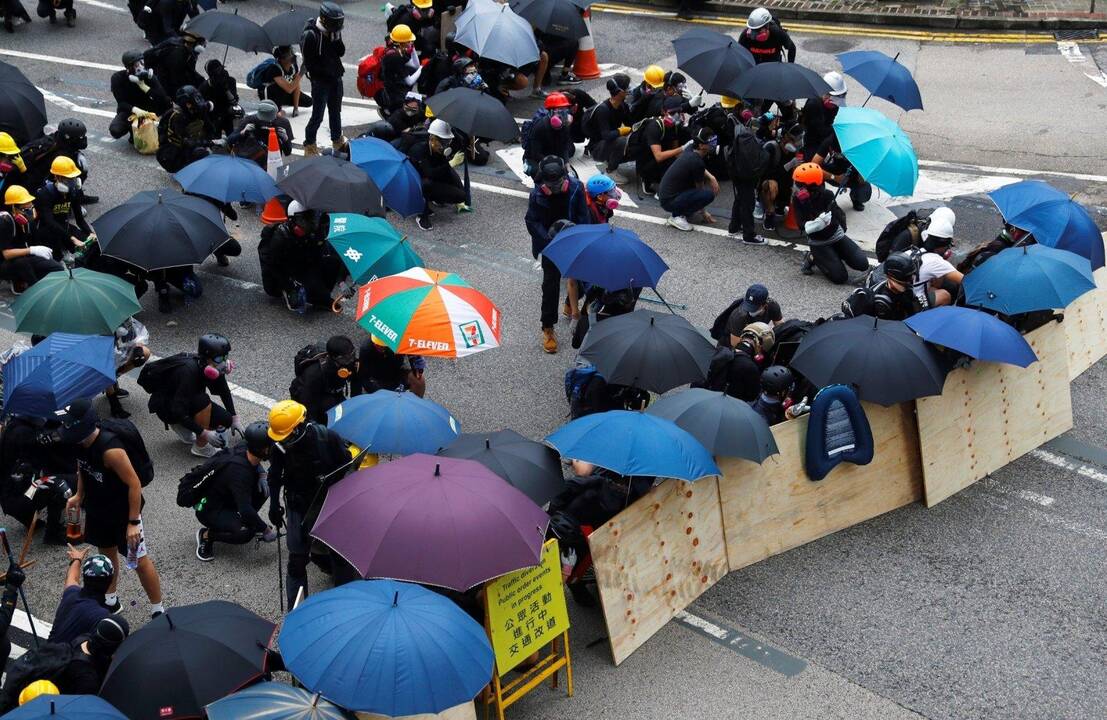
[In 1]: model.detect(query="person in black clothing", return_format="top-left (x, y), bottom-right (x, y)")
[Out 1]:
top-left (708, 282), bottom-right (783, 346)
top-left (18, 120), bottom-right (91, 197)
top-left (863, 252), bottom-right (926, 320)
top-left (258, 202), bottom-right (346, 312)
top-left (33, 157), bottom-right (92, 260)
top-left (48, 549), bottom-right (113, 645)
top-left (799, 74), bottom-right (844, 159)
top-left (523, 92), bottom-right (575, 176)
top-left (0, 413), bottom-right (74, 544)
top-left (758, 121), bottom-right (805, 232)
top-left (301, 2), bottom-right (347, 155)
top-left (0, 563), bottom-right (24, 677)
top-left (433, 56), bottom-right (485, 95)
top-left (227, 101), bottom-right (293, 167)
top-left (634, 96), bottom-right (688, 196)
top-left (142, 334), bottom-right (240, 459)
top-left (703, 321), bottom-right (774, 402)
top-left (958, 223), bottom-right (1034, 274)
top-left (156, 85), bottom-right (219, 173)
top-left (291, 336), bottom-right (360, 424)
top-left (58, 401), bottom-right (164, 618)
top-left (791, 162), bottom-right (868, 284)
top-left (36, 0), bottom-right (74, 26)
top-left (626, 65), bottom-right (664, 124)
top-left (524, 156), bottom-right (590, 354)
top-left (360, 92), bottom-right (424, 144)
top-left (738, 8), bottom-right (796, 65)
top-left (377, 26), bottom-right (422, 117)
top-left (643, 71), bottom-right (702, 120)
top-left (408, 120), bottom-right (467, 231)
top-left (194, 422), bottom-right (278, 562)
top-left (2, 0), bottom-right (31, 33)
top-left (140, 0), bottom-right (198, 45)
top-left (357, 335), bottom-right (427, 397)
top-left (144, 30), bottom-right (205, 100)
top-left (586, 74), bottom-right (631, 175)
top-left (812, 130), bottom-right (870, 212)
top-left (533, 28), bottom-right (581, 96)
top-left (266, 400), bottom-right (352, 609)
top-left (385, 0), bottom-right (439, 59)
top-left (256, 46), bottom-right (312, 112)
top-left (749, 365), bottom-right (794, 425)
top-left (199, 59), bottom-right (242, 137)
top-left (109, 50), bottom-right (171, 141)
top-left (658, 127), bottom-right (719, 230)
top-left (1, 187), bottom-right (63, 291)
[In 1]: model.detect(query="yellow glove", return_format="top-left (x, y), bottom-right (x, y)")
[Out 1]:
top-left (449, 151), bottom-right (465, 168)
top-left (618, 125), bottom-right (631, 137)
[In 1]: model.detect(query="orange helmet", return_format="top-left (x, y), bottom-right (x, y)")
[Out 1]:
top-left (792, 162), bottom-right (825, 186)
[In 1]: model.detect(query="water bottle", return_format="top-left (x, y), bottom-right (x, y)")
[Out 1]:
top-left (125, 544), bottom-right (139, 570)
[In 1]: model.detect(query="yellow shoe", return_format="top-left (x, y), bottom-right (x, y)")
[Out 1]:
top-left (303, 143), bottom-right (320, 157)
top-left (542, 328), bottom-right (558, 354)
top-left (332, 136), bottom-right (348, 153)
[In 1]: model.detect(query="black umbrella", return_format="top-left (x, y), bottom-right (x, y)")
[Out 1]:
top-left (790, 315), bottom-right (947, 406)
top-left (92, 189), bottom-right (228, 271)
top-left (510, 0), bottom-right (588, 40)
top-left (579, 310), bottom-right (716, 393)
top-left (262, 7), bottom-right (315, 47)
top-left (437, 428), bottom-right (565, 505)
top-left (185, 9), bottom-right (272, 53)
top-left (0, 60), bottom-right (48, 144)
top-left (100, 600), bottom-right (276, 720)
top-left (426, 88), bottom-right (519, 142)
top-left (731, 61), bottom-right (832, 101)
top-left (672, 28), bottom-right (756, 97)
top-left (276, 156), bottom-right (384, 215)
top-left (647, 388), bottom-right (778, 462)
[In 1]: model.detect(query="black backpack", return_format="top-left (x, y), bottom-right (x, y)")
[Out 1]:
top-left (564, 364), bottom-right (607, 419)
top-left (288, 342), bottom-right (327, 403)
top-left (0, 642), bottom-right (77, 711)
top-left (519, 108), bottom-right (550, 153)
top-left (623, 117), bottom-right (661, 162)
top-left (875, 210), bottom-right (920, 262)
top-left (702, 346), bottom-right (736, 392)
top-left (727, 123), bottom-right (769, 181)
top-left (99, 418), bottom-right (155, 487)
top-left (137, 352), bottom-right (194, 395)
top-left (176, 449), bottom-right (247, 508)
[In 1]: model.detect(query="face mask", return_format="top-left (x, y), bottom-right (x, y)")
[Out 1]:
top-left (403, 105), bottom-right (419, 116)
top-left (549, 112), bottom-right (566, 130)
top-left (829, 95), bottom-right (845, 108)
top-left (755, 29), bottom-right (770, 42)
top-left (55, 180), bottom-right (69, 194)
top-left (465, 73), bottom-right (483, 88)
top-left (784, 143), bottom-right (797, 154)
top-left (193, 44), bottom-right (205, 55)
top-left (603, 194), bottom-right (620, 211)
top-left (540, 177), bottom-right (569, 196)
top-left (203, 364), bottom-right (221, 380)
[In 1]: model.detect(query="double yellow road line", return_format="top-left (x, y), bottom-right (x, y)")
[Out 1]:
top-left (590, 2), bottom-right (1106, 44)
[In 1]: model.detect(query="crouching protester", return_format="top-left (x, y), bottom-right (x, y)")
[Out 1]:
top-left (0, 411), bottom-right (76, 545)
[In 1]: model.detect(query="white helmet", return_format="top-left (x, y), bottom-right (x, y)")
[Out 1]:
top-left (822, 71), bottom-right (847, 97)
top-left (428, 119), bottom-right (454, 140)
top-left (922, 206), bottom-right (956, 241)
top-left (286, 200), bottom-right (307, 216)
top-left (747, 7), bottom-right (772, 29)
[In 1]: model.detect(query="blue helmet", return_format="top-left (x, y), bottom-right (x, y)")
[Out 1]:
top-left (585, 174), bottom-right (616, 197)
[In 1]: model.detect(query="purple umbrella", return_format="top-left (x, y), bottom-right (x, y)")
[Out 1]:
top-left (310, 454), bottom-right (550, 590)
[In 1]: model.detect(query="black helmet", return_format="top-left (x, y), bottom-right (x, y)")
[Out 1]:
top-left (175, 85), bottom-right (204, 113)
top-left (547, 511), bottom-right (581, 542)
top-left (198, 333), bottom-right (231, 360)
top-left (88, 617), bottom-right (129, 658)
top-left (453, 57), bottom-right (474, 73)
top-left (57, 399), bottom-right (98, 445)
top-left (319, 1), bottom-right (344, 31)
top-left (537, 155), bottom-right (568, 188)
top-left (244, 421), bottom-right (272, 458)
top-left (548, 219), bottom-right (575, 239)
top-left (122, 50), bottom-right (144, 69)
top-left (56, 119), bottom-right (87, 147)
top-left (760, 365), bottom-right (794, 396)
top-left (883, 253), bottom-right (917, 284)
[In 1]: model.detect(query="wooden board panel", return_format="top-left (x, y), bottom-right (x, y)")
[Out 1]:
top-left (916, 320), bottom-right (1073, 507)
top-left (718, 402), bottom-right (924, 572)
top-left (1064, 259), bottom-right (1107, 381)
top-left (588, 477), bottom-right (728, 666)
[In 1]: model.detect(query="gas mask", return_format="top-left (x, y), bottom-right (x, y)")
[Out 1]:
top-left (662, 112), bottom-right (684, 129)
top-left (411, 5), bottom-right (434, 20)
top-left (549, 110), bottom-right (572, 130)
top-left (0, 154), bottom-right (26, 173)
top-left (203, 355), bottom-right (234, 380)
top-left (403, 103), bottom-right (420, 116)
top-left (600, 187), bottom-right (622, 211)
top-left (54, 177), bottom-right (82, 194)
top-left (464, 71), bottom-right (483, 89)
top-left (540, 175), bottom-right (569, 196)
top-left (329, 352), bottom-right (357, 380)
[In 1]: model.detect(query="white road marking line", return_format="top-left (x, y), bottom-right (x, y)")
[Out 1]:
top-left (38, 86), bottom-right (117, 119)
top-left (12, 609), bottom-right (53, 636)
top-left (74, 0), bottom-right (127, 12)
top-left (975, 493), bottom-right (1107, 542)
top-left (1030, 448), bottom-right (1107, 486)
top-left (1057, 41), bottom-right (1107, 91)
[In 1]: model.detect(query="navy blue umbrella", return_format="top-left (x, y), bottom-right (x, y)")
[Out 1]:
top-left (349, 138), bottom-right (425, 218)
top-left (205, 681), bottom-right (348, 720)
top-left (92, 189), bottom-right (228, 271)
top-left (837, 50), bottom-right (923, 111)
top-left (174, 155), bottom-right (281, 204)
top-left (646, 388), bottom-right (779, 462)
top-left (963, 244), bottom-right (1096, 314)
top-left (543, 224), bottom-right (668, 289)
top-left (672, 27), bottom-right (756, 97)
top-left (988, 180), bottom-right (1104, 269)
top-left (905, 306), bottom-right (1037, 367)
top-left (3, 333), bottom-right (116, 418)
top-left (327, 390), bottom-right (459, 455)
top-left (4, 694), bottom-right (127, 720)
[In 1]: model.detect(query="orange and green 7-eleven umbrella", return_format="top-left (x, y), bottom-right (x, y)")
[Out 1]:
top-left (355, 267), bottom-right (502, 358)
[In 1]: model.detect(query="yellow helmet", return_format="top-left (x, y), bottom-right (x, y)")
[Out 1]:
top-left (19, 680), bottom-right (60, 706)
top-left (4, 185), bottom-right (35, 206)
top-left (0, 132), bottom-right (19, 155)
top-left (268, 400), bottom-right (307, 441)
top-left (643, 65), bottom-right (665, 89)
top-left (50, 156), bottom-right (82, 178)
top-left (412, 0), bottom-right (433, 7)
top-left (720, 96), bottom-right (739, 109)
top-left (390, 24), bottom-right (415, 44)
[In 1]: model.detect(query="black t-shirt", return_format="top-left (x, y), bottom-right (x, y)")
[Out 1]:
top-left (658, 151), bottom-right (704, 203)
top-left (76, 432), bottom-right (130, 517)
top-left (816, 136), bottom-right (852, 175)
top-left (725, 300), bottom-right (783, 338)
top-left (48, 586), bottom-right (110, 646)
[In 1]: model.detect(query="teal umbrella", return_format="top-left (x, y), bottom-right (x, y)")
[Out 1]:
top-left (327, 214), bottom-right (423, 285)
top-left (832, 106), bottom-right (918, 197)
top-left (12, 267), bottom-right (141, 336)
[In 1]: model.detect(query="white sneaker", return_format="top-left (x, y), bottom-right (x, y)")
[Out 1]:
top-left (666, 215), bottom-right (693, 231)
top-left (171, 424), bottom-right (196, 445)
top-left (190, 442), bottom-right (219, 459)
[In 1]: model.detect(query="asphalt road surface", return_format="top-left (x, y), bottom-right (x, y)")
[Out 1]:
top-left (1, 2), bottom-right (1105, 719)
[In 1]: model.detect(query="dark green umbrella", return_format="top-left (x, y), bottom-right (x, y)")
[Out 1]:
top-left (12, 267), bottom-right (141, 336)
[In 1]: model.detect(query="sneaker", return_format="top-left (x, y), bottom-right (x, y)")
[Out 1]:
top-left (191, 441), bottom-right (219, 459)
top-left (170, 424), bottom-right (196, 445)
top-left (637, 178), bottom-right (655, 198)
top-left (762, 213), bottom-right (777, 232)
top-left (542, 327), bottom-right (558, 354)
top-left (666, 215), bottom-right (693, 231)
top-left (215, 253), bottom-right (229, 267)
top-left (47, 11), bottom-right (56, 23)
top-left (416, 213), bottom-right (434, 231)
top-left (332, 136), bottom-right (349, 152)
top-left (852, 200), bottom-right (866, 211)
top-left (151, 609), bottom-right (164, 619)
top-left (65, 13), bottom-right (74, 27)
top-left (557, 71), bottom-right (582, 86)
top-left (742, 235), bottom-right (767, 245)
top-left (284, 286), bottom-right (307, 314)
top-left (104, 597), bottom-right (124, 615)
top-left (195, 528), bottom-right (214, 562)
top-left (258, 527), bottom-right (278, 543)
top-left (530, 88), bottom-right (549, 99)
top-left (114, 387), bottom-right (130, 399)
top-left (801, 252), bottom-right (815, 275)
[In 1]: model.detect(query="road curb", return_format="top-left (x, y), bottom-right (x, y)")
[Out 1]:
top-left (628, 0), bottom-right (1105, 32)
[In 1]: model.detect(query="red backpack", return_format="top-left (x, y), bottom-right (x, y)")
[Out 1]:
top-left (357, 46), bottom-right (388, 99)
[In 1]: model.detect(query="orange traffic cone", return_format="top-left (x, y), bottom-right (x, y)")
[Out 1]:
top-left (783, 204), bottom-right (799, 231)
top-left (266, 126), bottom-right (283, 180)
top-left (572, 10), bottom-right (602, 80)
top-left (261, 196), bottom-right (287, 225)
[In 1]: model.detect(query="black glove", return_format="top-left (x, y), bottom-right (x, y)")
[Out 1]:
top-left (5, 563), bottom-right (25, 589)
top-left (268, 504), bottom-right (284, 530)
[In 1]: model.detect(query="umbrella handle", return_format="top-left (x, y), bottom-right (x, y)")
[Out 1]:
top-left (330, 284), bottom-right (355, 314)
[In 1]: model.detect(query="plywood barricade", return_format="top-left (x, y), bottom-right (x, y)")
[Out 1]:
top-left (718, 402), bottom-right (924, 572)
top-left (916, 320), bottom-right (1073, 507)
top-left (587, 477), bottom-right (729, 666)
top-left (1064, 269), bottom-right (1107, 381)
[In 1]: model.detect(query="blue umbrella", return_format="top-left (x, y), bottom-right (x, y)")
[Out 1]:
top-left (988, 180), bottom-right (1104, 270)
top-left (904, 306), bottom-right (1037, 367)
top-left (4, 694), bottom-right (127, 719)
top-left (349, 138), bottom-right (425, 218)
top-left (173, 154), bottom-right (281, 204)
top-left (832, 106), bottom-right (918, 197)
top-left (837, 50), bottom-right (923, 111)
top-left (963, 244), bottom-right (1095, 315)
top-left (545, 410), bottom-right (720, 481)
top-left (455, 0), bottom-right (540, 68)
top-left (327, 390), bottom-right (459, 455)
top-left (3, 334), bottom-right (116, 418)
top-left (278, 580), bottom-right (494, 716)
top-left (205, 681), bottom-right (348, 720)
top-left (543, 224), bottom-right (669, 289)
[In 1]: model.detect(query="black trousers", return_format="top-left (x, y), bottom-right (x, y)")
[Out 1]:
top-left (810, 235), bottom-right (869, 285)
top-left (108, 110), bottom-right (132, 140)
top-left (636, 154), bottom-right (675, 187)
top-left (422, 179), bottom-right (466, 207)
top-left (197, 506), bottom-right (255, 545)
top-left (728, 178), bottom-right (758, 240)
top-left (1, 255), bottom-right (63, 286)
top-left (591, 136), bottom-right (627, 173)
top-left (540, 254), bottom-right (561, 329)
top-left (36, 0), bottom-right (72, 18)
